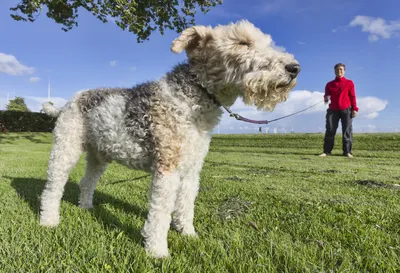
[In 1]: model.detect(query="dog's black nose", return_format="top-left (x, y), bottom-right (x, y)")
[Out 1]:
top-left (285, 63), bottom-right (301, 78)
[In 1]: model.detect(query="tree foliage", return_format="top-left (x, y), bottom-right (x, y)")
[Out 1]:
top-left (10, 0), bottom-right (223, 42)
top-left (6, 97), bottom-right (31, 112)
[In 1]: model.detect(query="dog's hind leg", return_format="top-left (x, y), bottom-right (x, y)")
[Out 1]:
top-left (79, 146), bottom-right (108, 209)
top-left (40, 103), bottom-right (85, 227)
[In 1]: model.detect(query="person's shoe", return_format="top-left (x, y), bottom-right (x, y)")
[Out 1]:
top-left (319, 153), bottom-right (328, 157)
top-left (345, 153), bottom-right (353, 158)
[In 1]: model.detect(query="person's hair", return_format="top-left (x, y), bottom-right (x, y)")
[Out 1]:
top-left (334, 63), bottom-right (346, 70)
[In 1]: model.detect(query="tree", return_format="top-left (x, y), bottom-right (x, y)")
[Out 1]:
top-left (6, 97), bottom-right (31, 112)
top-left (9, 0), bottom-right (223, 43)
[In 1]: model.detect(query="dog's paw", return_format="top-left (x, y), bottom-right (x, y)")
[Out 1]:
top-left (181, 228), bottom-right (198, 237)
top-left (79, 202), bottom-right (93, 209)
top-left (39, 217), bottom-right (60, 227)
top-left (170, 219), bottom-right (198, 234)
top-left (145, 245), bottom-right (169, 259)
top-left (171, 222), bottom-right (198, 237)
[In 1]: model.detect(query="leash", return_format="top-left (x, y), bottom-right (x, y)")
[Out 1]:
top-left (195, 73), bottom-right (324, 125)
top-left (222, 100), bottom-right (324, 125)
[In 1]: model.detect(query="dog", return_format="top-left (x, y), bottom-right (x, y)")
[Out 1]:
top-left (40, 20), bottom-right (300, 258)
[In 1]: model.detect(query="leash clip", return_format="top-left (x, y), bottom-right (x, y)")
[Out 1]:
top-left (230, 113), bottom-right (242, 120)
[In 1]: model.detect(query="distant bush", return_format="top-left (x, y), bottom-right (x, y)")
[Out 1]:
top-left (0, 110), bottom-right (56, 132)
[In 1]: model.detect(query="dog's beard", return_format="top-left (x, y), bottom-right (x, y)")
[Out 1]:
top-left (242, 72), bottom-right (296, 111)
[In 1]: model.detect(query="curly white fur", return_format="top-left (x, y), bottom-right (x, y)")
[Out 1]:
top-left (40, 20), bottom-right (300, 258)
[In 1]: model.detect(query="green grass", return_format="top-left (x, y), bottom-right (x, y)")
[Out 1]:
top-left (1, 132), bottom-right (400, 272)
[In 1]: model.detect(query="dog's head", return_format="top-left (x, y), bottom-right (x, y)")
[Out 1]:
top-left (171, 20), bottom-right (300, 110)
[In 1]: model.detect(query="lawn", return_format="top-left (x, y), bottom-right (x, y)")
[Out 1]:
top-left (0, 132), bottom-right (400, 272)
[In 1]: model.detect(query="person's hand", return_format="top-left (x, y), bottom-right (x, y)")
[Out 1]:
top-left (324, 95), bottom-right (330, 104)
top-left (351, 110), bottom-right (357, 118)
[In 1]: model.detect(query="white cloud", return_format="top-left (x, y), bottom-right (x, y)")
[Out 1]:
top-left (0, 52), bottom-right (34, 76)
top-left (357, 96), bottom-right (388, 119)
top-left (24, 96), bottom-right (69, 112)
top-left (29, 77), bottom-right (41, 83)
top-left (130, 66), bottom-right (137, 71)
top-left (349, 15), bottom-right (400, 42)
top-left (109, 60), bottom-right (118, 67)
top-left (365, 112), bottom-right (378, 119)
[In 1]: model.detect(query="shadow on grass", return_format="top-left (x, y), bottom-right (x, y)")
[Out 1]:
top-left (0, 133), bottom-right (52, 144)
top-left (0, 134), bottom-right (21, 144)
top-left (24, 133), bottom-right (53, 144)
top-left (105, 175), bottom-right (151, 185)
top-left (8, 176), bottom-right (148, 246)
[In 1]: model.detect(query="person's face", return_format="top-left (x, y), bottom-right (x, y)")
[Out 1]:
top-left (335, 66), bottom-right (345, 78)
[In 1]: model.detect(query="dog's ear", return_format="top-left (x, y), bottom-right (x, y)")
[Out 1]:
top-left (171, 26), bottom-right (213, 54)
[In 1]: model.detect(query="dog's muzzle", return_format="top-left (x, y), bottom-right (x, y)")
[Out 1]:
top-left (285, 63), bottom-right (301, 79)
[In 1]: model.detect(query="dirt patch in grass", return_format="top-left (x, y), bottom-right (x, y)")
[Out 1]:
top-left (247, 169), bottom-right (279, 176)
top-left (322, 169), bottom-right (340, 174)
top-left (199, 185), bottom-right (214, 192)
top-left (217, 196), bottom-right (253, 221)
top-left (206, 162), bottom-right (226, 167)
top-left (355, 180), bottom-right (400, 190)
top-left (223, 175), bottom-right (245, 182)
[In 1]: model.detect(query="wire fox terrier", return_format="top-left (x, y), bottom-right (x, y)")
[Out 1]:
top-left (40, 20), bottom-right (300, 258)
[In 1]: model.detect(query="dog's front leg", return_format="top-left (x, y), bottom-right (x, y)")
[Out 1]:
top-left (171, 167), bottom-right (201, 236)
top-left (142, 170), bottom-right (180, 258)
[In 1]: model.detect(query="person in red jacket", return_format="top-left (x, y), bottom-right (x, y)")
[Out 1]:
top-left (319, 63), bottom-right (358, 158)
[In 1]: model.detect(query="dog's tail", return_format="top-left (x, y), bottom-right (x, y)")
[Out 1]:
top-left (42, 102), bottom-right (61, 117)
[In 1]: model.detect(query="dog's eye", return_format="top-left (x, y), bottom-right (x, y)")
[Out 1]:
top-left (238, 41), bottom-right (251, 47)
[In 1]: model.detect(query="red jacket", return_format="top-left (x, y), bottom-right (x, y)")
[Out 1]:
top-left (324, 76), bottom-right (359, 111)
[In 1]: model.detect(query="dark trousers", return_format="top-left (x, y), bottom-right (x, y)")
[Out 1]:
top-left (323, 107), bottom-right (353, 155)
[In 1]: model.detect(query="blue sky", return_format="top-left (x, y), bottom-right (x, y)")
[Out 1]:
top-left (1, 0), bottom-right (399, 133)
